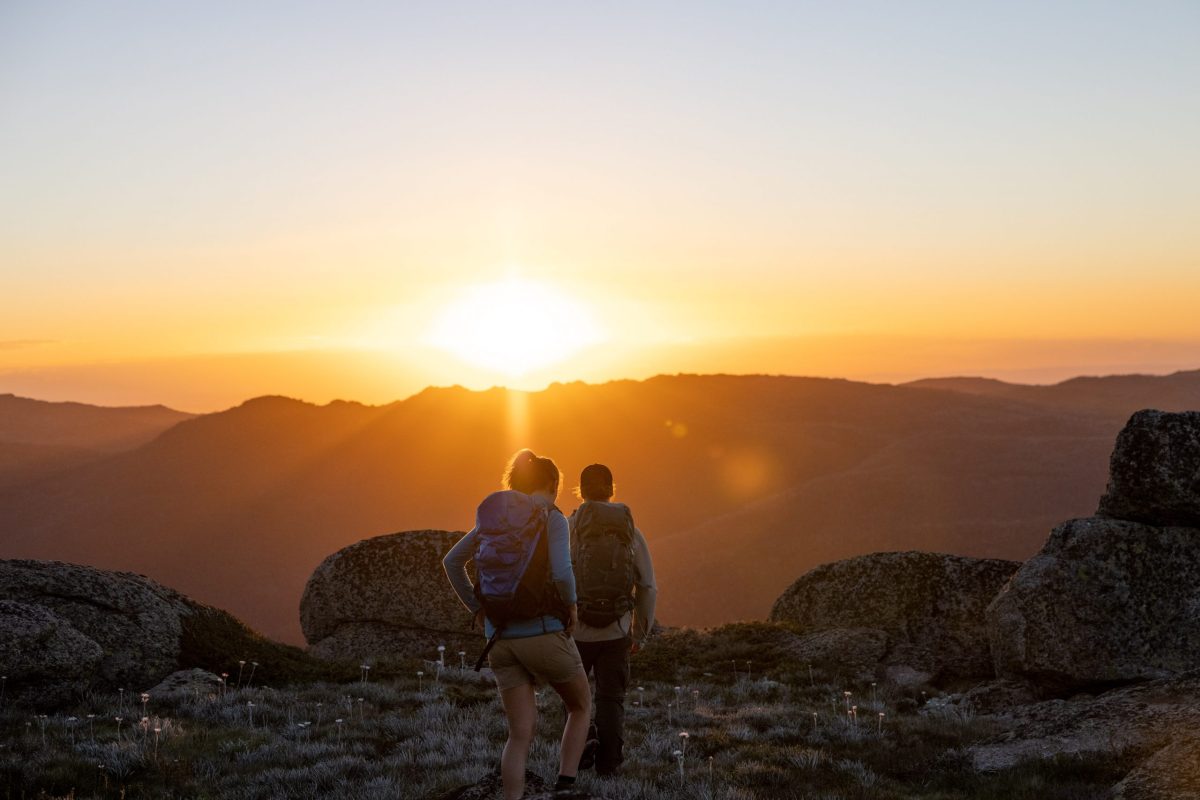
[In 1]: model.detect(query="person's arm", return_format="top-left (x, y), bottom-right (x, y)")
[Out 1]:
top-left (442, 528), bottom-right (481, 614)
top-left (547, 510), bottom-right (578, 630)
top-left (631, 528), bottom-right (658, 646)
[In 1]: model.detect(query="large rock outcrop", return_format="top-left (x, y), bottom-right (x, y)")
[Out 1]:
top-left (988, 409), bottom-right (1200, 689)
top-left (0, 559), bottom-right (318, 705)
top-left (988, 517), bottom-right (1200, 686)
top-left (967, 672), bottom-right (1200, 772)
top-left (301, 530), bottom-right (479, 661)
top-left (0, 599), bottom-right (104, 703)
top-left (1098, 409), bottom-right (1200, 528)
top-left (769, 551), bottom-right (1019, 682)
top-left (1113, 734), bottom-right (1200, 799)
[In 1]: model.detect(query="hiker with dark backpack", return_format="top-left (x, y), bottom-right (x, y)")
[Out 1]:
top-left (442, 449), bottom-right (591, 800)
top-left (570, 463), bottom-right (657, 777)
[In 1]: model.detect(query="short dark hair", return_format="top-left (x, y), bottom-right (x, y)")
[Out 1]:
top-left (577, 463), bottom-right (614, 501)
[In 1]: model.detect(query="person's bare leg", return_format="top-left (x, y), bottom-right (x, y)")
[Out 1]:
top-left (499, 683), bottom-right (537, 800)
top-left (551, 670), bottom-right (592, 780)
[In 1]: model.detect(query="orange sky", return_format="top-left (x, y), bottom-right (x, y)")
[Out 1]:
top-left (2, 3), bottom-right (1198, 410)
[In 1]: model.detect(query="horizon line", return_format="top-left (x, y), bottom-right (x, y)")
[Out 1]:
top-left (5, 365), bottom-right (1199, 416)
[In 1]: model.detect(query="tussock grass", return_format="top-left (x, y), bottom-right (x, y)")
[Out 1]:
top-left (0, 646), bottom-right (1137, 800)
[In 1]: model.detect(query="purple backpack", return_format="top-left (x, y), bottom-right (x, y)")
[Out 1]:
top-left (471, 490), bottom-right (565, 668)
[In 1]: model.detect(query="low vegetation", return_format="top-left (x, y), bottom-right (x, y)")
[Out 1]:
top-left (0, 638), bottom-right (1138, 799)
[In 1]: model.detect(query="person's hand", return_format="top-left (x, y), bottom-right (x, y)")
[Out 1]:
top-left (472, 608), bottom-right (486, 631)
top-left (565, 604), bottom-right (579, 636)
top-left (630, 638), bottom-right (641, 655)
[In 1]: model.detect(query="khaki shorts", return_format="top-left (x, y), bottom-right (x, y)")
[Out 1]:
top-left (489, 630), bottom-right (584, 691)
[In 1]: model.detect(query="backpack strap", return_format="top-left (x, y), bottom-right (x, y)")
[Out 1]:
top-left (474, 623), bottom-right (505, 672)
top-left (568, 506), bottom-right (580, 564)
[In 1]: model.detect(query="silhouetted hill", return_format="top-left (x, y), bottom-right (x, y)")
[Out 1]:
top-left (0, 372), bottom-right (1197, 643)
top-left (0, 394), bottom-right (193, 484)
top-left (904, 369), bottom-right (1200, 416)
top-left (903, 377), bottom-right (1025, 396)
top-left (0, 394), bottom-right (192, 449)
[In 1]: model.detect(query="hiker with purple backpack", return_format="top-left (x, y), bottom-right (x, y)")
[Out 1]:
top-left (443, 449), bottom-right (591, 800)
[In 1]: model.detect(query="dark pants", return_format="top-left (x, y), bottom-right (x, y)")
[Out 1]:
top-left (575, 636), bottom-right (630, 775)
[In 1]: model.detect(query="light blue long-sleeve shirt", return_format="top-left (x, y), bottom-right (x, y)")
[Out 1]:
top-left (443, 495), bottom-right (576, 639)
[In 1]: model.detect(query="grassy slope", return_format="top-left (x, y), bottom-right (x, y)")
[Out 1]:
top-left (0, 642), bottom-right (1139, 800)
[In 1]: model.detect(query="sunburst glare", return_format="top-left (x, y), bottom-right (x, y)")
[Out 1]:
top-left (424, 277), bottom-right (604, 376)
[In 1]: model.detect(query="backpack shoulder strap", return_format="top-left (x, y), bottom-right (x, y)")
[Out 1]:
top-left (474, 625), bottom-right (504, 671)
top-left (570, 501), bottom-right (589, 554)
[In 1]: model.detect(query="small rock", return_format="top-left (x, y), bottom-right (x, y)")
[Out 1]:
top-left (147, 668), bottom-right (224, 699)
top-left (884, 664), bottom-right (935, 688)
top-left (923, 679), bottom-right (1039, 716)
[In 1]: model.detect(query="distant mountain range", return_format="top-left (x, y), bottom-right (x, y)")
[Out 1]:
top-left (1, 370), bottom-right (1198, 644)
top-left (0, 394), bottom-right (193, 485)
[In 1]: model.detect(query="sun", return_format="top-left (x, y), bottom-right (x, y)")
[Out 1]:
top-left (425, 278), bottom-right (604, 376)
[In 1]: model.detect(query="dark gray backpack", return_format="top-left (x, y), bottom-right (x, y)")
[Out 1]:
top-left (571, 501), bottom-right (637, 628)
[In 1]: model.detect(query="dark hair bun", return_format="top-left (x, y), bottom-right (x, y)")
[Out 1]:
top-left (503, 449), bottom-right (562, 496)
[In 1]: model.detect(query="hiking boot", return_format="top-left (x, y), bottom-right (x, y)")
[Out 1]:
top-left (551, 777), bottom-right (587, 796)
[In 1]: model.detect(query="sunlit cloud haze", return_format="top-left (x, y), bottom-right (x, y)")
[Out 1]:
top-left (1, 1), bottom-right (1198, 410)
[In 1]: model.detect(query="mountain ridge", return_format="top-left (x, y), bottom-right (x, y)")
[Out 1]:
top-left (0, 393), bottom-right (195, 485)
top-left (1, 370), bottom-right (1198, 643)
